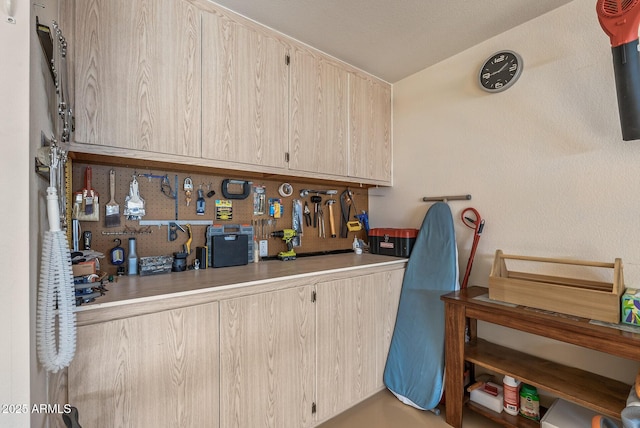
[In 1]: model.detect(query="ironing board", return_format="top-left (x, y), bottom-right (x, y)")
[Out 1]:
top-left (383, 202), bottom-right (459, 411)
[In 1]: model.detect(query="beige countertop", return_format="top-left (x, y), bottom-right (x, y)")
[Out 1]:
top-left (77, 253), bottom-right (407, 325)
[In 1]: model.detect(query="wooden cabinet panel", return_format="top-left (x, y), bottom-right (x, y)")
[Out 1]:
top-left (202, 10), bottom-right (289, 168)
top-left (69, 0), bottom-right (392, 184)
top-left (68, 303), bottom-right (219, 428)
top-left (375, 268), bottom-right (404, 389)
top-left (316, 275), bottom-right (378, 420)
top-left (220, 286), bottom-right (315, 428)
top-left (289, 46), bottom-right (348, 176)
top-left (73, 0), bottom-right (201, 156)
top-left (349, 73), bottom-right (392, 182)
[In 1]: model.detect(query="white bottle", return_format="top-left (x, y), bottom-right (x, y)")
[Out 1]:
top-left (353, 237), bottom-right (362, 254)
top-left (503, 375), bottom-right (521, 415)
top-left (128, 237), bottom-right (138, 275)
top-left (253, 239), bottom-right (260, 263)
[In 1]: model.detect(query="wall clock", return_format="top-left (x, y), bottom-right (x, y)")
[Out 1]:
top-left (478, 50), bottom-right (523, 93)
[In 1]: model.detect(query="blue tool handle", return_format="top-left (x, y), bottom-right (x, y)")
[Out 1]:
top-left (196, 189), bottom-right (205, 215)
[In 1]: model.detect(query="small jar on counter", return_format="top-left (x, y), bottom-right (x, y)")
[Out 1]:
top-left (352, 237), bottom-right (363, 255)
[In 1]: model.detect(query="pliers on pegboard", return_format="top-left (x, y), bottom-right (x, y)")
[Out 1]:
top-left (304, 201), bottom-right (312, 227)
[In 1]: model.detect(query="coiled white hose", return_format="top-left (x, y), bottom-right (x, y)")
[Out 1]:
top-left (36, 153), bottom-right (76, 372)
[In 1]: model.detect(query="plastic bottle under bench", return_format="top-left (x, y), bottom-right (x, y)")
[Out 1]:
top-left (503, 375), bottom-right (521, 416)
top-left (519, 383), bottom-right (541, 421)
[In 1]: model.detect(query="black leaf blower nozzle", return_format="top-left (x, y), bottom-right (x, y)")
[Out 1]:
top-left (611, 40), bottom-right (640, 140)
top-left (597, 0), bottom-right (640, 140)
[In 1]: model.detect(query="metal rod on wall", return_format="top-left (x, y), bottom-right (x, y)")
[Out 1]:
top-left (422, 194), bottom-right (471, 202)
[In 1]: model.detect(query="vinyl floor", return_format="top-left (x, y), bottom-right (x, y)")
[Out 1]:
top-left (317, 389), bottom-right (502, 428)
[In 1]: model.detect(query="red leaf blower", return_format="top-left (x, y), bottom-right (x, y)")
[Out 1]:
top-left (597, 0), bottom-right (640, 140)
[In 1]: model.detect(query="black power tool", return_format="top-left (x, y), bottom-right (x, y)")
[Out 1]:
top-left (597, 0), bottom-right (640, 140)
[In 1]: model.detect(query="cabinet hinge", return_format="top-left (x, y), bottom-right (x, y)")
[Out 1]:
top-left (312, 402), bottom-right (316, 414)
top-left (285, 54), bottom-right (290, 65)
top-left (311, 290), bottom-right (316, 302)
top-left (285, 152), bottom-right (290, 163)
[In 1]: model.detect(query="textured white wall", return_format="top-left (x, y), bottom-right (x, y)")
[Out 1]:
top-left (371, 1), bottom-right (640, 383)
top-left (30, 2), bottom-right (60, 427)
top-left (0, 2), bottom-right (32, 427)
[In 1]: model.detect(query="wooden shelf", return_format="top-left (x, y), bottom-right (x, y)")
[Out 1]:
top-left (466, 401), bottom-right (540, 428)
top-left (465, 339), bottom-right (630, 420)
top-left (442, 287), bottom-right (639, 428)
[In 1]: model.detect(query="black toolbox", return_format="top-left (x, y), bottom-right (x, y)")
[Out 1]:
top-left (209, 234), bottom-right (249, 268)
top-left (368, 228), bottom-right (418, 258)
top-left (206, 224), bottom-right (254, 266)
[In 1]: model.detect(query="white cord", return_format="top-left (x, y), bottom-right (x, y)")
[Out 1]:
top-left (36, 151), bottom-right (76, 373)
top-left (36, 221), bottom-right (77, 372)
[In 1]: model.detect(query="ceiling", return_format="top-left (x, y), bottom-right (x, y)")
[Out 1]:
top-left (211, 0), bottom-right (575, 83)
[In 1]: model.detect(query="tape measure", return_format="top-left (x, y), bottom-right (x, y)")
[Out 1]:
top-left (278, 182), bottom-right (293, 197)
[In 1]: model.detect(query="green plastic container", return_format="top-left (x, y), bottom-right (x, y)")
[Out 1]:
top-left (519, 383), bottom-right (540, 421)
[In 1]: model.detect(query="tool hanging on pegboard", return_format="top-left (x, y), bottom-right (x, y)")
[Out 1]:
top-left (168, 222), bottom-right (185, 242)
top-left (222, 179), bottom-right (252, 199)
top-left (215, 199), bottom-right (233, 220)
top-left (340, 188), bottom-right (361, 237)
top-left (253, 185), bottom-right (266, 215)
top-left (196, 185), bottom-right (205, 215)
top-left (124, 174), bottom-right (146, 220)
top-left (292, 199), bottom-right (303, 247)
top-left (184, 177), bottom-right (193, 206)
top-left (73, 166), bottom-right (100, 222)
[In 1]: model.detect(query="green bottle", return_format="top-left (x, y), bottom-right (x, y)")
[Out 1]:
top-left (519, 383), bottom-right (540, 421)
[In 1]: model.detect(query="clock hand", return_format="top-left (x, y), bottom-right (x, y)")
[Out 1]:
top-left (491, 62), bottom-right (509, 76)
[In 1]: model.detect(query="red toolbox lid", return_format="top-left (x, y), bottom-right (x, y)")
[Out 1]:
top-left (369, 228), bottom-right (418, 238)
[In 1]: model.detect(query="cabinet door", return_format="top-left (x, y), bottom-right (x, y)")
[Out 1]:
top-left (73, 0), bottom-right (201, 156)
top-left (202, 10), bottom-right (289, 168)
top-left (349, 73), bottom-right (392, 183)
top-left (220, 286), bottom-right (315, 428)
top-left (375, 268), bottom-right (404, 389)
top-left (68, 303), bottom-right (219, 428)
top-left (289, 47), bottom-right (348, 176)
top-left (316, 274), bottom-right (378, 421)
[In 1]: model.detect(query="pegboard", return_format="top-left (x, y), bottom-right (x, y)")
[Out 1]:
top-left (72, 162), bottom-right (369, 275)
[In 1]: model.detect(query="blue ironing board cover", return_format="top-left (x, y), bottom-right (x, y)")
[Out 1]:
top-left (383, 202), bottom-right (459, 410)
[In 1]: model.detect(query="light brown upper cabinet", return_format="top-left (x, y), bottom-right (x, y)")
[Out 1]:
top-left (72, 0), bottom-right (202, 156)
top-left (349, 72), bottom-right (392, 183)
top-left (67, 0), bottom-right (392, 184)
top-left (201, 9), bottom-right (289, 169)
top-left (288, 46), bottom-right (349, 176)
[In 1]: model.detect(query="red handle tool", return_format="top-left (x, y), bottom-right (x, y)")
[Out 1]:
top-left (460, 207), bottom-right (484, 289)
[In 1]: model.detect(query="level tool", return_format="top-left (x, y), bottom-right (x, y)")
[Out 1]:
top-left (65, 158), bottom-right (73, 247)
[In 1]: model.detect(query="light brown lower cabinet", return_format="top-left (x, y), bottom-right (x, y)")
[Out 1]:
top-left (315, 270), bottom-right (403, 421)
top-left (219, 270), bottom-right (404, 428)
top-left (219, 285), bottom-right (316, 428)
top-left (375, 268), bottom-right (405, 390)
top-left (67, 266), bottom-right (404, 428)
top-left (68, 302), bottom-right (220, 428)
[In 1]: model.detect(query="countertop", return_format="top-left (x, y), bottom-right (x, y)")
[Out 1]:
top-left (77, 253), bottom-right (407, 324)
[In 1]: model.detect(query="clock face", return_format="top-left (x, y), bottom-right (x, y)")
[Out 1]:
top-left (479, 51), bottom-right (523, 93)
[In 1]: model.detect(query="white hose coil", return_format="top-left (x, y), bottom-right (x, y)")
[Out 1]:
top-left (36, 171), bottom-right (76, 372)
